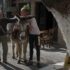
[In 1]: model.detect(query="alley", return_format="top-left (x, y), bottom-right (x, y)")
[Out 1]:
top-left (0, 42), bottom-right (66, 70)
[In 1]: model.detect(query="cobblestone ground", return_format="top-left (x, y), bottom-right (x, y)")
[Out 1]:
top-left (0, 42), bottom-right (66, 70)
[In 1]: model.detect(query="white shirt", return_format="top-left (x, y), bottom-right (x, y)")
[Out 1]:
top-left (28, 18), bottom-right (40, 35)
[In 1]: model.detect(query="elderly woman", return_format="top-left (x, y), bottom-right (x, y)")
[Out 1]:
top-left (20, 4), bottom-right (41, 67)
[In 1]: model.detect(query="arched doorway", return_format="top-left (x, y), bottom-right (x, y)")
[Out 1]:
top-left (35, 2), bottom-right (58, 45)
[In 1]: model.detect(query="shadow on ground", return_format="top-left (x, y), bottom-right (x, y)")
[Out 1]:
top-left (40, 42), bottom-right (67, 53)
top-left (26, 62), bottom-right (48, 70)
top-left (41, 44), bottom-right (67, 53)
top-left (19, 61), bottom-right (49, 70)
top-left (57, 68), bottom-right (64, 70)
top-left (41, 48), bottom-right (66, 53)
top-left (0, 62), bottom-right (24, 70)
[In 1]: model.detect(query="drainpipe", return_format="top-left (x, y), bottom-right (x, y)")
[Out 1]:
top-left (41, 0), bottom-right (50, 11)
top-left (31, 0), bottom-right (35, 16)
top-left (2, 0), bottom-right (6, 17)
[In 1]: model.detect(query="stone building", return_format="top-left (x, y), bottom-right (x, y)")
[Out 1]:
top-left (1, 0), bottom-right (70, 49)
top-left (41, 0), bottom-right (70, 49)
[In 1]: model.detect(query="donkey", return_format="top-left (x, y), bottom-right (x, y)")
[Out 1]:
top-left (6, 19), bottom-right (22, 60)
top-left (7, 16), bottom-right (33, 63)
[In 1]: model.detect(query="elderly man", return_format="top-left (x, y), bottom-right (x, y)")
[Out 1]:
top-left (0, 9), bottom-right (8, 63)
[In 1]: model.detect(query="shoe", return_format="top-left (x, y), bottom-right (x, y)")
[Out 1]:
top-left (24, 59), bottom-right (27, 63)
top-left (3, 61), bottom-right (7, 63)
top-left (37, 62), bottom-right (41, 68)
top-left (27, 60), bottom-right (33, 66)
top-left (17, 60), bottom-right (21, 64)
top-left (12, 56), bottom-right (15, 59)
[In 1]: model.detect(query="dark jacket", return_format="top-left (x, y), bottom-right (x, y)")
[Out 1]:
top-left (0, 18), bottom-right (16, 36)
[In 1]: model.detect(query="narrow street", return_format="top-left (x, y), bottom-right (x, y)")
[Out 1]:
top-left (0, 42), bottom-right (66, 70)
top-left (0, 0), bottom-right (70, 70)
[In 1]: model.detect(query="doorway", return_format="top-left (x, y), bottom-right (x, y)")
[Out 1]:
top-left (35, 2), bottom-right (58, 43)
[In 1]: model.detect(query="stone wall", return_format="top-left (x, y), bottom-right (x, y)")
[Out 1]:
top-left (42, 0), bottom-right (70, 15)
top-left (50, 8), bottom-right (70, 50)
top-left (58, 27), bottom-right (66, 48)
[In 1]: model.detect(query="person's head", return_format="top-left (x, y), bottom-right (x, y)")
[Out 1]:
top-left (20, 4), bottom-right (30, 16)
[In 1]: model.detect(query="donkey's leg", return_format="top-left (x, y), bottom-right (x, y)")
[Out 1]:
top-left (11, 40), bottom-right (15, 59)
top-left (16, 43), bottom-right (18, 58)
top-left (23, 39), bottom-right (28, 62)
top-left (16, 40), bottom-right (22, 63)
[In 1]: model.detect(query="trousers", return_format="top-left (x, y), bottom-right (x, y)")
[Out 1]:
top-left (0, 35), bottom-right (8, 61)
top-left (29, 34), bottom-right (40, 62)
